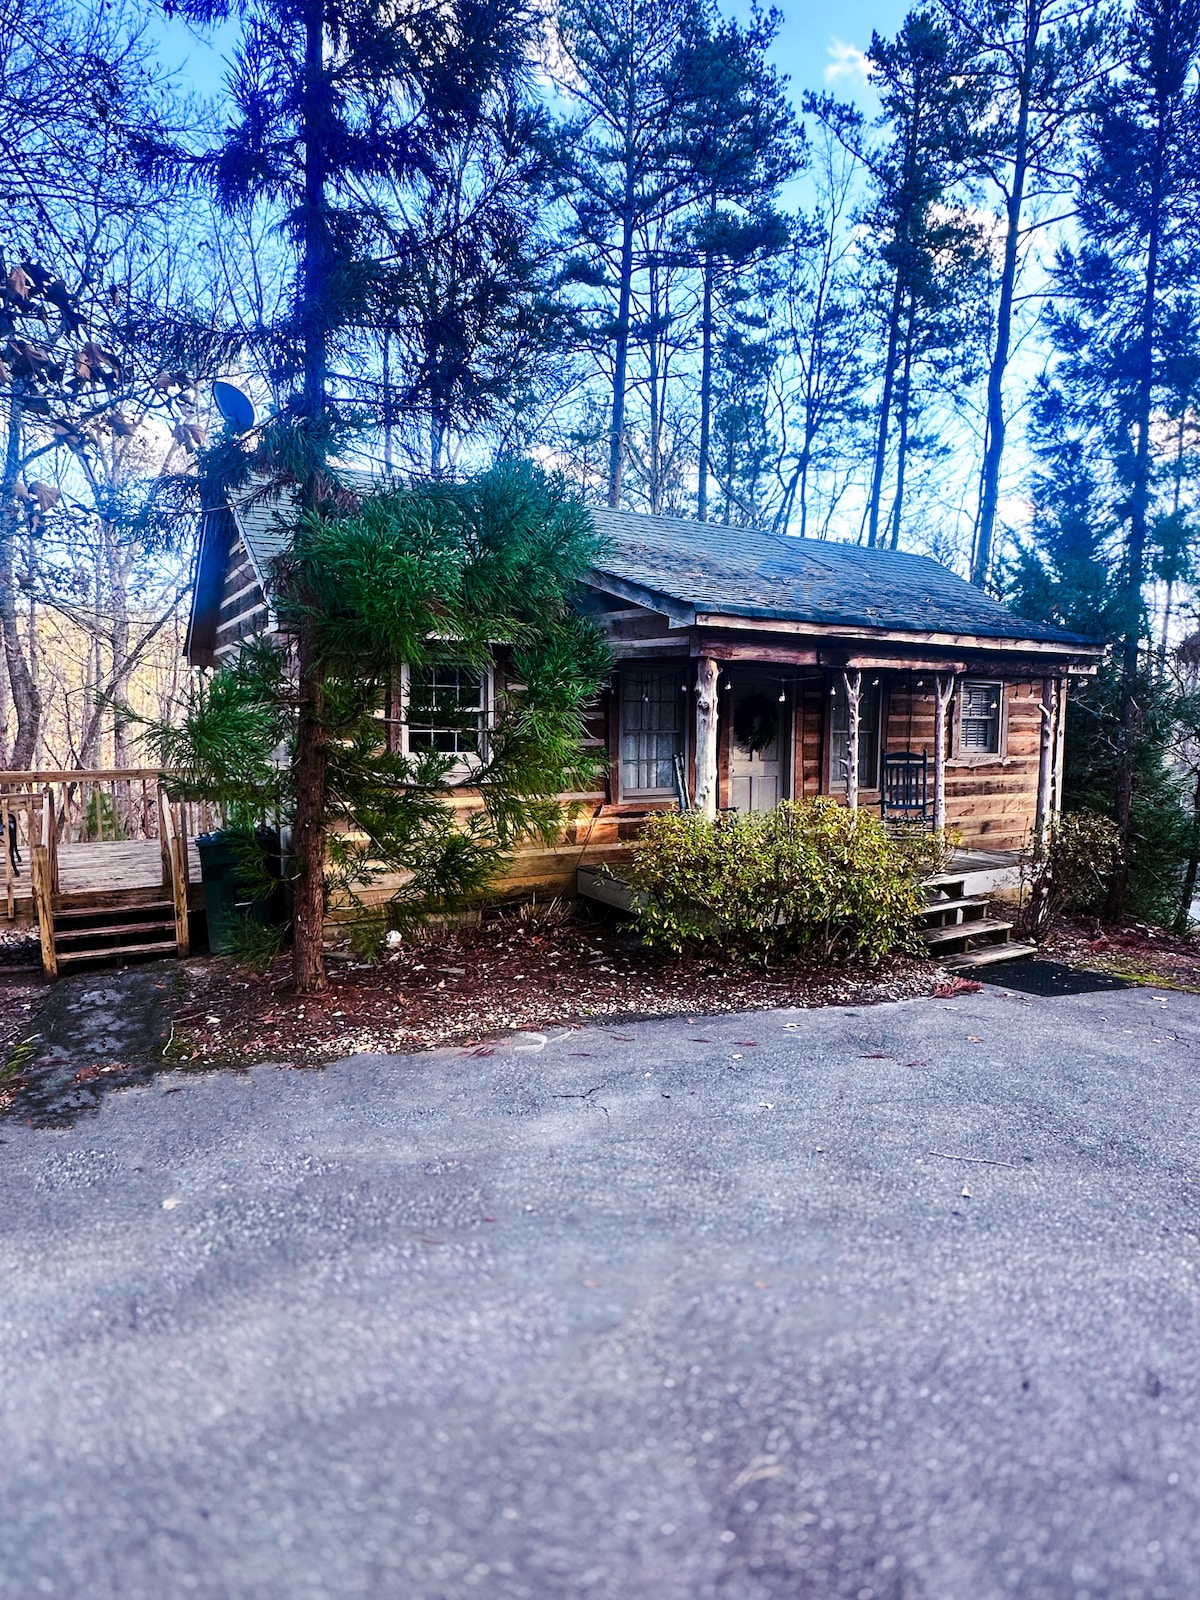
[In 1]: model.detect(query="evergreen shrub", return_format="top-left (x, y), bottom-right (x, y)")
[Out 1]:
top-left (625, 799), bottom-right (925, 963)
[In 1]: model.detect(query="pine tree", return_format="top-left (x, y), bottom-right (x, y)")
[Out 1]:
top-left (1049, 0), bottom-right (1200, 914)
top-left (812, 12), bottom-right (988, 551)
top-left (166, 0), bottom-right (577, 990)
top-left (674, 6), bottom-right (801, 522)
top-left (945, 0), bottom-right (1114, 586)
top-left (152, 460), bottom-right (609, 950)
top-left (554, 0), bottom-right (705, 507)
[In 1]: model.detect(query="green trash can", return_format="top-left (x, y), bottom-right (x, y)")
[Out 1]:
top-left (196, 830), bottom-right (286, 954)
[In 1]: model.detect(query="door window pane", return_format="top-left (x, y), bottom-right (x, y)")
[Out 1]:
top-left (830, 678), bottom-right (882, 790)
top-left (620, 669), bottom-right (683, 796)
top-left (961, 681), bottom-right (1002, 755)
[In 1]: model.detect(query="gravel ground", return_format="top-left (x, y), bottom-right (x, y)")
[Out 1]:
top-left (1, 979), bottom-right (1199, 1599)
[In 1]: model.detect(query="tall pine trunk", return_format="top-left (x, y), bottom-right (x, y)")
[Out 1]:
top-left (972, 33), bottom-right (1033, 587)
top-left (292, 0), bottom-right (333, 993)
top-left (607, 167), bottom-right (637, 508)
top-left (1109, 105), bottom-right (1166, 920)
top-left (697, 240), bottom-right (714, 522)
top-left (887, 296), bottom-right (916, 549)
top-left (866, 272), bottom-right (904, 549)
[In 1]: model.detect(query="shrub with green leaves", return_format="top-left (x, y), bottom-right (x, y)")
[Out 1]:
top-left (1021, 810), bottom-right (1124, 937)
top-left (626, 799), bottom-right (925, 963)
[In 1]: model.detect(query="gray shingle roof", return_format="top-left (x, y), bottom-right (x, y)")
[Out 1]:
top-left (587, 507), bottom-right (1097, 648)
top-left (223, 479), bottom-right (1097, 652)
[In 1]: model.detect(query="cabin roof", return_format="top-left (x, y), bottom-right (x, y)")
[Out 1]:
top-left (587, 507), bottom-right (1097, 648)
top-left (188, 479), bottom-right (1103, 666)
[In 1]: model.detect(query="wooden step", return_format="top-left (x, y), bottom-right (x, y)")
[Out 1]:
top-left (924, 874), bottom-right (967, 896)
top-left (55, 918), bottom-right (175, 946)
top-left (56, 938), bottom-right (179, 966)
top-left (918, 894), bottom-right (991, 917)
top-left (941, 942), bottom-right (1039, 971)
top-left (922, 916), bottom-right (1013, 949)
top-left (54, 899), bottom-right (173, 924)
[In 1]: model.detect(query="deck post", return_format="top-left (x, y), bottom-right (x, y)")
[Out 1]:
top-left (842, 670), bottom-right (861, 814)
top-left (31, 845), bottom-right (57, 978)
top-left (932, 674), bottom-right (955, 834)
top-left (43, 788), bottom-right (60, 896)
top-left (157, 782), bottom-right (172, 890)
top-left (163, 802), bottom-right (191, 957)
top-left (694, 657), bottom-right (720, 820)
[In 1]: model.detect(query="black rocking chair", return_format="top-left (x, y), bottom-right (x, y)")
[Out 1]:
top-left (880, 749), bottom-right (929, 824)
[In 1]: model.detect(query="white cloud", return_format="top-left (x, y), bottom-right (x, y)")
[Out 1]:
top-left (824, 39), bottom-right (870, 87)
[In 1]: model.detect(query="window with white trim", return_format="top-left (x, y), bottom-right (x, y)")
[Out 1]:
top-left (960, 680), bottom-right (1002, 755)
top-left (405, 664), bottom-right (489, 760)
top-left (619, 668), bottom-right (684, 798)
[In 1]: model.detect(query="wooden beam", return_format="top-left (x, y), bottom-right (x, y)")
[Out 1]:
top-left (693, 610), bottom-right (1105, 658)
top-left (692, 639), bottom-right (820, 666)
top-left (695, 657), bottom-right (720, 820)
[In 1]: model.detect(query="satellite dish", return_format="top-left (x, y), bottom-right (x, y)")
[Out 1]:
top-left (212, 380), bottom-right (256, 435)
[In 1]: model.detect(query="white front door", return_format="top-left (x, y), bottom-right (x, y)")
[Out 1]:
top-left (729, 678), bottom-right (785, 812)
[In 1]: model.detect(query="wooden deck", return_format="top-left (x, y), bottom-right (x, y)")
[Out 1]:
top-left (5, 839), bottom-right (203, 921)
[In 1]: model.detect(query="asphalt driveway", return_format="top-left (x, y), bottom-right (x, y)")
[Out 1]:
top-left (2, 979), bottom-right (1199, 1599)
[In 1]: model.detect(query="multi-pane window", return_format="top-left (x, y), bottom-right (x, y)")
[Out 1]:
top-left (829, 678), bottom-right (882, 790)
top-left (620, 669), bottom-right (683, 797)
top-left (960, 681), bottom-right (1002, 755)
top-left (407, 665), bottom-right (488, 757)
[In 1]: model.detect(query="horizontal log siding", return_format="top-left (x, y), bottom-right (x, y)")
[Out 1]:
top-left (214, 532), bottom-right (268, 661)
top-left (796, 677), bottom-right (826, 799)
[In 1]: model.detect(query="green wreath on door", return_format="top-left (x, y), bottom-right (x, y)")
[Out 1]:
top-left (732, 691), bottom-right (779, 755)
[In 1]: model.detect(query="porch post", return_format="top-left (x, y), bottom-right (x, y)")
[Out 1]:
top-left (1052, 675), bottom-right (1068, 819)
top-left (933, 674), bottom-right (955, 834)
top-left (694, 657), bottom-right (720, 820)
top-left (1035, 676), bottom-right (1056, 842)
top-left (842, 669), bottom-right (861, 815)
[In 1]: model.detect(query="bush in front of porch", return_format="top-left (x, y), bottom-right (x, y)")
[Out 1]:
top-left (626, 799), bottom-right (925, 964)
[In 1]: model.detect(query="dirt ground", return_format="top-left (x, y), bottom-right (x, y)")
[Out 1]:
top-left (1039, 915), bottom-right (1200, 993)
top-left (0, 925), bottom-right (43, 1077)
top-left (169, 906), bottom-right (956, 1067)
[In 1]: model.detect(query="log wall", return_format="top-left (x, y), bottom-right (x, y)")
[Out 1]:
top-left (882, 677), bottom-right (1044, 851)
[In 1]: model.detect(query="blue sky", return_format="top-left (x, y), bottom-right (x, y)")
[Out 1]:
top-left (149, 1), bottom-right (912, 113)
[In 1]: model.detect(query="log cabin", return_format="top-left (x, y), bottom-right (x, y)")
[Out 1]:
top-left (185, 485), bottom-right (1106, 907)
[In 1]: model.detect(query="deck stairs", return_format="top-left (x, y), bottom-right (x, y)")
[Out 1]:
top-left (919, 868), bottom-right (1037, 972)
top-left (50, 888), bottom-right (181, 972)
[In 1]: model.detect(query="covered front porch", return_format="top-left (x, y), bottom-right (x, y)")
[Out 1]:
top-left (611, 651), bottom-right (1071, 855)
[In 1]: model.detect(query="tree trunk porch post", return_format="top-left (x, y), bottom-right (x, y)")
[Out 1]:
top-left (841, 669), bottom-right (861, 814)
top-left (694, 657), bottom-right (720, 820)
top-left (932, 674), bottom-right (955, 834)
top-left (1035, 675), bottom-right (1057, 843)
